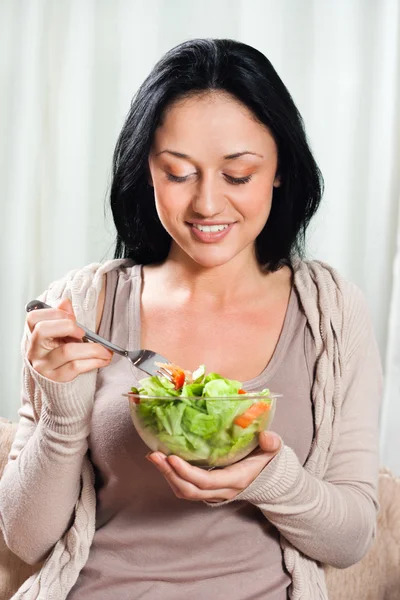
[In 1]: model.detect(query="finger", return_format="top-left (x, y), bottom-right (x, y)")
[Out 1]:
top-left (164, 454), bottom-right (253, 491)
top-left (41, 357), bottom-right (112, 382)
top-left (31, 318), bottom-right (85, 341)
top-left (28, 319), bottom-right (86, 361)
top-left (258, 431), bottom-right (282, 453)
top-left (39, 341), bottom-right (113, 371)
top-left (147, 453), bottom-right (201, 498)
top-left (147, 457), bottom-right (182, 497)
top-left (55, 357), bottom-right (112, 380)
top-left (166, 440), bottom-right (281, 492)
top-left (34, 341), bottom-right (113, 380)
top-left (164, 455), bottom-right (230, 490)
top-left (57, 298), bottom-right (75, 316)
top-left (27, 307), bottom-right (77, 333)
top-left (148, 454), bottom-right (235, 501)
top-left (147, 453), bottom-right (195, 497)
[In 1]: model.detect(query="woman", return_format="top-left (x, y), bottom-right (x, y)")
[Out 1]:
top-left (0, 39), bottom-right (382, 599)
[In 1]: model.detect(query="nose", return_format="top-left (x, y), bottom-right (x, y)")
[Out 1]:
top-left (191, 173), bottom-right (226, 217)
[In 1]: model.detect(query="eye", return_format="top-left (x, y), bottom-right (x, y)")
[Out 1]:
top-left (224, 174), bottom-right (253, 185)
top-left (166, 172), bottom-right (253, 185)
top-left (166, 173), bottom-right (189, 183)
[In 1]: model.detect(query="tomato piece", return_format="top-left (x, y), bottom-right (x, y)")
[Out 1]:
top-left (238, 389), bottom-right (246, 394)
top-left (158, 363), bottom-right (186, 390)
top-left (173, 369), bottom-right (185, 390)
top-left (128, 393), bottom-right (140, 404)
top-left (234, 402), bottom-right (271, 428)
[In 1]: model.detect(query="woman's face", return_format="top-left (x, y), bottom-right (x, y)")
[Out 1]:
top-left (148, 92), bottom-right (280, 269)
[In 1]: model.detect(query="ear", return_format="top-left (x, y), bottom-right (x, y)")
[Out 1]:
top-left (273, 174), bottom-right (281, 188)
top-left (147, 163), bottom-right (154, 187)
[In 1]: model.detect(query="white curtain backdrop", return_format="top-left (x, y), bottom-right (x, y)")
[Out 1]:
top-left (1, 0), bottom-right (399, 473)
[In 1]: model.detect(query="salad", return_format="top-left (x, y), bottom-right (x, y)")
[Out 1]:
top-left (128, 364), bottom-right (277, 467)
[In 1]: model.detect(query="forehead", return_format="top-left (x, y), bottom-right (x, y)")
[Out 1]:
top-left (152, 92), bottom-right (276, 158)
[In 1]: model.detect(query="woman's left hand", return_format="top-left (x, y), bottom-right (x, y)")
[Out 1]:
top-left (146, 431), bottom-right (282, 503)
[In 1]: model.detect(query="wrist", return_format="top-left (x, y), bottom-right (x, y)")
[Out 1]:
top-left (24, 357), bottom-right (96, 435)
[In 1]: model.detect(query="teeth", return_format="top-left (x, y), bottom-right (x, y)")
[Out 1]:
top-left (193, 224), bottom-right (229, 233)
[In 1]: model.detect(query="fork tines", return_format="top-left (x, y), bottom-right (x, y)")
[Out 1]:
top-left (156, 366), bottom-right (174, 383)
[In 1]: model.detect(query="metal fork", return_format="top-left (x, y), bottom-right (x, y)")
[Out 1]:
top-left (25, 299), bottom-right (174, 381)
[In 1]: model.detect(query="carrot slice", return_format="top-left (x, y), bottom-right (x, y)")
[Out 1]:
top-left (234, 402), bottom-right (271, 428)
top-left (238, 389), bottom-right (247, 394)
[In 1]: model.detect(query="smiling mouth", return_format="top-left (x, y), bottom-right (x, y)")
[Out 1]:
top-left (191, 223), bottom-right (230, 233)
top-left (187, 221), bottom-right (236, 244)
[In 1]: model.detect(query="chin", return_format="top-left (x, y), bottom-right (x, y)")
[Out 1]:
top-left (167, 226), bottom-right (260, 269)
top-left (183, 245), bottom-right (247, 269)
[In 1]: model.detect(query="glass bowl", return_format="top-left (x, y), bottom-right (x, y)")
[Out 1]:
top-left (128, 392), bottom-right (278, 468)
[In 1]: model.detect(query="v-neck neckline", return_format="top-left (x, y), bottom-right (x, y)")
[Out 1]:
top-left (132, 264), bottom-right (296, 389)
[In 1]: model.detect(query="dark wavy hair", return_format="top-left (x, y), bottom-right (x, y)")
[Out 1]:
top-left (110, 38), bottom-right (323, 271)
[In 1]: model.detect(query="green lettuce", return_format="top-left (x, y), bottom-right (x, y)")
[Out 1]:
top-left (131, 367), bottom-right (274, 466)
top-left (138, 375), bottom-right (179, 397)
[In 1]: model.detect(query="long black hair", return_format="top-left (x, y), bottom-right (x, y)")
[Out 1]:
top-left (110, 38), bottom-right (323, 271)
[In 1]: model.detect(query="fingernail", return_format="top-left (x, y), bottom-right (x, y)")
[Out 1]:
top-left (269, 432), bottom-right (281, 450)
top-left (147, 452), bottom-right (163, 463)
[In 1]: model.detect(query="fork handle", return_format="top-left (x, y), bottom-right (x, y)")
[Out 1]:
top-left (25, 299), bottom-right (128, 357)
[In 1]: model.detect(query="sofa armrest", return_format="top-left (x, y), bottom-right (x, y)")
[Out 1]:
top-left (325, 468), bottom-right (400, 600)
top-left (0, 418), bottom-right (41, 598)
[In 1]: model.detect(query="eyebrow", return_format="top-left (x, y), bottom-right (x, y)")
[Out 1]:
top-left (155, 150), bottom-right (263, 160)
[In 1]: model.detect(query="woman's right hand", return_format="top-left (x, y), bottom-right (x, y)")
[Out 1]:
top-left (26, 297), bottom-right (113, 383)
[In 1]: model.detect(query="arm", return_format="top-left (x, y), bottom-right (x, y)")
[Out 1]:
top-left (0, 364), bottom-right (95, 565)
top-left (0, 277), bottom-right (108, 566)
top-left (221, 286), bottom-right (382, 568)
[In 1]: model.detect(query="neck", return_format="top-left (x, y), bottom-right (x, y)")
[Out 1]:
top-left (157, 243), bottom-right (270, 305)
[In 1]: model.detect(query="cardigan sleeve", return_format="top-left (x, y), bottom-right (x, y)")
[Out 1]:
top-left (0, 278), bottom-right (99, 566)
top-left (206, 284), bottom-right (383, 569)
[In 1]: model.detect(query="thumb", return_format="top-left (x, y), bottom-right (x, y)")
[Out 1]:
top-left (57, 297), bottom-right (76, 317)
top-left (259, 431), bottom-right (282, 453)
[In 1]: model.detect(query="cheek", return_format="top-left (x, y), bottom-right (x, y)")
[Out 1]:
top-left (239, 180), bottom-right (274, 221)
top-left (153, 183), bottom-right (187, 226)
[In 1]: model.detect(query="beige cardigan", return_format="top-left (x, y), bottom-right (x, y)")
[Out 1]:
top-left (0, 259), bottom-right (382, 599)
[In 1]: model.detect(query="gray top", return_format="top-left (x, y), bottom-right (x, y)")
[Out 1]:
top-left (68, 264), bottom-right (314, 599)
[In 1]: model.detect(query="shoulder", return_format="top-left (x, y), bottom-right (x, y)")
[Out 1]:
top-left (39, 258), bottom-right (133, 328)
top-left (292, 259), bottom-right (374, 355)
top-left (292, 260), bottom-right (372, 346)
top-left (292, 258), bottom-right (366, 309)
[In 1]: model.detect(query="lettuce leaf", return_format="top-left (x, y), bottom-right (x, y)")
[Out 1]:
top-left (182, 406), bottom-right (219, 438)
top-left (137, 375), bottom-right (179, 397)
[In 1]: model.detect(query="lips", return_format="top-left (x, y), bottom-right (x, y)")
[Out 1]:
top-left (188, 221), bottom-right (235, 243)
top-left (192, 223), bottom-right (230, 233)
